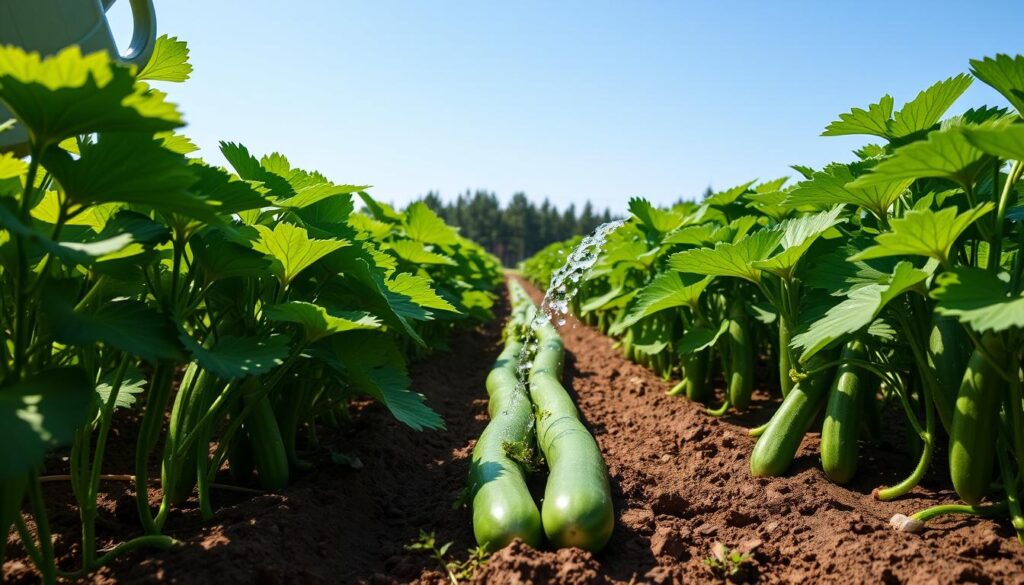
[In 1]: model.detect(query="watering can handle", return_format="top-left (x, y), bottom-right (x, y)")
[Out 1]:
top-left (101, 0), bottom-right (158, 68)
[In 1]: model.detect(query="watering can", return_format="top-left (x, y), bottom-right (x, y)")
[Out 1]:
top-left (0, 0), bottom-right (157, 153)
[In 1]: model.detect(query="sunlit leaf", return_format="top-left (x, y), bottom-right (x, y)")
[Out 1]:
top-left (252, 222), bottom-right (349, 285)
top-left (138, 35), bottom-right (193, 82)
top-left (932, 267), bottom-right (1024, 333)
top-left (266, 301), bottom-right (381, 343)
top-left (850, 203), bottom-right (994, 264)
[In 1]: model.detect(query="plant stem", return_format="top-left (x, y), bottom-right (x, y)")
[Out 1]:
top-left (135, 361), bottom-right (176, 535)
top-left (26, 471), bottom-right (56, 585)
top-left (909, 501), bottom-right (1008, 523)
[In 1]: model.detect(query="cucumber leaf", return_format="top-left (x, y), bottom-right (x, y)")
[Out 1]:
top-left (931, 267), bottom-right (1024, 333)
top-left (0, 45), bottom-right (182, 146)
top-left (47, 296), bottom-right (184, 363)
top-left (404, 202), bottom-right (460, 245)
top-left (970, 54), bottom-right (1024, 115)
top-left (266, 301), bottom-right (381, 343)
top-left (669, 228), bottom-right (783, 283)
top-left (610, 272), bottom-right (712, 334)
top-left (138, 35), bottom-right (193, 83)
top-left (849, 203), bottom-right (994, 265)
top-left (0, 368), bottom-right (93, 480)
top-left (252, 222), bottom-right (349, 285)
top-left (328, 333), bottom-right (444, 431)
top-left (179, 333), bottom-right (292, 379)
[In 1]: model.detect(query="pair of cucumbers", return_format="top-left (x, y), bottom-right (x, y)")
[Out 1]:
top-left (468, 285), bottom-right (614, 553)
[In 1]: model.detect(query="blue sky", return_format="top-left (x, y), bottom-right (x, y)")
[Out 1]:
top-left (110, 1), bottom-right (1020, 213)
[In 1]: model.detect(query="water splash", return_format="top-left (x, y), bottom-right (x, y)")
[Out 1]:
top-left (514, 219), bottom-right (626, 388)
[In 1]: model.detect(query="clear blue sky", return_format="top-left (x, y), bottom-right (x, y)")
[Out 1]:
top-left (109, 0), bottom-right (1020, 213)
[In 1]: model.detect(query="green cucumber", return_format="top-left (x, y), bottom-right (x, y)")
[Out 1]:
top-left (950, 335), bottom-right (1004, 505)
top-left (682, 349), bottom-right (711, 403)
top-left (820, 341), bottom-right (868, 485)
top-left (750, 353), bottom-right (836, 477)
top-left (241, 378), bottom-right (290, 490)
top-left (530, 322), bottom-right (613, 552)
top-left (469, 338), bottom-right (543, 550)
top-left (778, 318), bottom-right (794, 397)
top-left (927, 315), bottom-right (970, 434)
top-left (726, 300), bottom-right (754, 411)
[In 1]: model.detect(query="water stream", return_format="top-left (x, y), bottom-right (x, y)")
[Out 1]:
top-left (514, 219), bottom-right (626, 391)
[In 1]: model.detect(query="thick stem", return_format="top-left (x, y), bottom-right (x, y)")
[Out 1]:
top-left (26, 472), bottom-right (56, 585)
top-left (135, 361), bottom-right (176, 535)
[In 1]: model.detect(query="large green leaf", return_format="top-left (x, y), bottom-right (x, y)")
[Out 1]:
top-left (386, 273), bottom-right (459, 315)
top-left (137, 35), bottom-right (193, 82)
top-left (822, 95), bottom-right (894, 138)
top-left (792, 261), bottom-right (933, 361)
top-left (751, 206), bottom-right (845, 279)
top-left (785, 165), bottom-right (912, 219)
top-left (180, 334), bottom-right (291, 379)
top-left (849, 124), bottom-right (993, 190)
top-left (385, 240), bottom-right (456, 266)
top-left (191, 230), bottom-right (270, 283)
top-left (266, 301), bottom-right (381, 343)
top-left (48, 296), bottom-right (183, 362)
top-left (0, 368), bottom-right (93, 479)
top-left (41, 134), bottom-right (218, 219)
top-left (931, 267), bottom-right (1024, 333)
top-left (0, 45), bottom-right (182, 147)
top-left (611, 273), bottom-right (712, 334)
top-left (668, 228), bottom-right (783, 283)
top-left (188, 162), bottom-right (270, 215)
top-left (970, 54), bottom-right (1024, 115)
top-left (629, 197), bottom-right (684, 234)
top-left (850, 203), bottom-right (994, 264)
top-left (252, 222), bottom-right (349, 285)
top-left (404, 202), bottom-right (460, 245)
top-left (888, 74), bottom-right (973, 138)
top-left (330, 333), bottom-right (444, 431)
top-left (963, 120), bottom-right (1024, 161)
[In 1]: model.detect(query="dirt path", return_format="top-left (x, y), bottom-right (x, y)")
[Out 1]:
top-left (5, 280), bottom-right (1024, 584)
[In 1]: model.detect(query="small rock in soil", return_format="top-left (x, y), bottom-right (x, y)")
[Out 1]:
top-left (649, 525), bottom-right (687, 559)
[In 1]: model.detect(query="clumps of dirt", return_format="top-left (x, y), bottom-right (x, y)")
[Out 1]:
top-left (474, 540), bottom-right (608, 585)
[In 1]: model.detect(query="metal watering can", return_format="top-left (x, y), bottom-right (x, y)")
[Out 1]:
top-left (0, 0), bottom-right (158, 153)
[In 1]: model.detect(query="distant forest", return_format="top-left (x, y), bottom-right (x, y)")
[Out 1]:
top-left (418, 190), bottom-right (617, 266)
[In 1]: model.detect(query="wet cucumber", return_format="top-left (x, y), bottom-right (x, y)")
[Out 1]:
top-left (469, 338), bottom-right (543, 549)
top-left (751, 353), bottom-right (836, 477)
top-left (950, 335), bottom-right (1005, 505)
top-left (820, 341), bottom-right (868, 485)
top-left (530, 322), bottom-right (614, 552)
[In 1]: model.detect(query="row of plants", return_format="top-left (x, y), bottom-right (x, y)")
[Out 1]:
top-left (522, 53), bottom-right (1024, 539)
top-left (0, 38), bottom-right (502, 583)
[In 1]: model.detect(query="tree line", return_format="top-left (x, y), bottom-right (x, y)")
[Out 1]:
top-left (418, 190), bottom-right (616, 266)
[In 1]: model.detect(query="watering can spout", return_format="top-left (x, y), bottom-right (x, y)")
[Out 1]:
top-left (0, 0), bottom-right (157, 153)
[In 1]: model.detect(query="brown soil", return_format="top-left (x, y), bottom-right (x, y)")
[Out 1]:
top-left (5, 278), bottom-right (1024, 584)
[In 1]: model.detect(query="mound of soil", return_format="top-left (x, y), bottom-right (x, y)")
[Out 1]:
top-left (5, 278), bottom-right (1024, 584)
